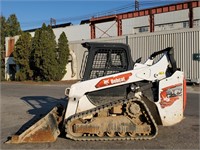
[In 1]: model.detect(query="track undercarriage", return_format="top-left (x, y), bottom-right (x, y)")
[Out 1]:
top-left (65, 97), bottom-right (158, 141)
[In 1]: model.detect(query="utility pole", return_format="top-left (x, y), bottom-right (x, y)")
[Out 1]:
top-left (50, 18), bottom-right (56, 26)
top-left (135, 0), bottom-right (139, 11)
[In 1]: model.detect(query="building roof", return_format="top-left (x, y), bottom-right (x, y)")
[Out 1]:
top-left (80, 19), bottom-right (90, 24)
top-left (24, 22), bottom-right (72, 32)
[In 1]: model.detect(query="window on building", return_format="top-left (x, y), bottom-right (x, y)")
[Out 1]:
top-left (158, 25), bottom-right (165, 30)
top-left (139, 26), bottom-right (148, 33)
top-left (158, 23), bottom-right (174, 31)
top-left (183, 21), bottom-right (189, 28)
top-left (168, 23), bottom-right (174, 28)
top-left (194, 20), bottom-right (200, 27)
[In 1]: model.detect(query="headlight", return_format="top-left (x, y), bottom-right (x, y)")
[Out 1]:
top-left (130, 84), bottom-right (139, 92)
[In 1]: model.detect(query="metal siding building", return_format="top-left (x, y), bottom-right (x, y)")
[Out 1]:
top-left (155, 9), bottom-right (189, 24)
top-left (194, 7), bottom-right (200, 19)
top-left (128, 28), bottom-right (200, 83)
top-left (53, 24), bottom-right (90, 42)
top-left (23, 2), bottom-right (199, 41)
top-left (95, 21), bottom-right (118, 38)
top-left (69, 28), bottom-right (200, 83)
top-left (90, 1), bottom-right (200, 38)
top-left (4, 1), bottom-right (200, 82)
top-left (122, 16), bottom-right (149, 35)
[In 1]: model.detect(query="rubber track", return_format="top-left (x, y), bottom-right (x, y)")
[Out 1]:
top-left (65, 97), bottom-right (158, 141)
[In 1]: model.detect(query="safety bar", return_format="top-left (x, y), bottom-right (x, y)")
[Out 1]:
top-left (150, 47), bottom-right (177, 74)
top-left (150, 47), bottom-right (172, 59)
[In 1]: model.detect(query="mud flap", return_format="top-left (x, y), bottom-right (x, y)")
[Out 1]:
top-left (6, 104), bottom-right (65, 144)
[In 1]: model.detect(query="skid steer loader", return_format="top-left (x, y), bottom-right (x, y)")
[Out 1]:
top-left (6, 42), bottom-right (186, 143)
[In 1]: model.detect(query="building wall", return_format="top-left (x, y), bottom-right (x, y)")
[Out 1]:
top-left (5, 28), bottom-right (199, 82)
top-left (29, 31), bottom-right (35, 37)
top-left (5, 36), bottom-right (20, 57)
top-left (25, 7), bottom-right (200, 42)
top-left (5, 57), bottom-right (16, 80)
top-left (123, 7), bottom-right (200, 34)
top-left (53, 24), bottom-right (90, 42)
top-left (69, 28), bottom-right (200, 83)
top-left (5, 36), bottom-right (19, 80)
top-left (122, 16), bottom-right (149, 35)
top-left (4, 35), bottom-right (77, 81)
top-left (95, 21), bottom-right (118, 38)
top-left (129, 28), bottom-right (200, 83)
top-left (155, 9), bottom-right (189, 24)
top-left (26, 24), bottom-right (90, 42)
top-left (4, 6), bottom-right (200, 82)
top-left (61, 62), bottom-right (77, 80)
top-left (96, 7), bottom-right (200, 36)
top-left (194, 7), bottom-right (200, 19)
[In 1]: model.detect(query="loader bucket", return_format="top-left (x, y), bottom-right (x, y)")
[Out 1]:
top-left (6, 104), bottom-right (65, 144)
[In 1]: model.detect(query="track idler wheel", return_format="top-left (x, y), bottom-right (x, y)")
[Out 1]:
top-left (96, 132), bottom-right (104, 137)
top-left (66, 119), bottom-right (83, 138)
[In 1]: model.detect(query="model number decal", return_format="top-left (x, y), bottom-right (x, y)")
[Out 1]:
top-left (160, 83), bottom-right (183, 108)
top-left (95, 73), bottom-right (132, 88)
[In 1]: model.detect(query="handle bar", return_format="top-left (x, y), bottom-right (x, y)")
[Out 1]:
top-left (150, 47), bottom-right (172, 59)
top-left (150, 47), bottom-right (177, 74)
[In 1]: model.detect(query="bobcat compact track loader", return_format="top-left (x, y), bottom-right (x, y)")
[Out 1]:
top-left (6, 42), bottom-right (186, 143)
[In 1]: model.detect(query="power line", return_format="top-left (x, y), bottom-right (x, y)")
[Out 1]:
top-left (21, 2), bottom-right (135, 28)
top-left (20, 0), bottom-right (186, 29)
top-left (135, 0), bottom-right (139, 11)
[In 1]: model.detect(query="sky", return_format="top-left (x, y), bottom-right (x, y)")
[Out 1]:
top-left (1, 0), bottom-right (183, 30)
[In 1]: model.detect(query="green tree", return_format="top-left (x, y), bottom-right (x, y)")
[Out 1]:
top-left (56, 32), bottom-right (70, 80)
top-left (31, 28), bottom-right (42, 80)
top-left (6, 14), bottom-right (21, 37)
top-left (0, 16), bottom-right (8, 81)
top-left (0, 16), bottom-right (7, 51)
top-left (32, 23), bottom-right (57, 81)
top-left (13, 32), bottom-right (33, 81)
top-left (1, 14), bottom-right (21, 81)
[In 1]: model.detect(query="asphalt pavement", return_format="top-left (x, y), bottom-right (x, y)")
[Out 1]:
top-left (0, 82), bottom-right (199, 149)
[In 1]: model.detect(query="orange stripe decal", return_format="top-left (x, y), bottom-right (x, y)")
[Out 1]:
top-left (160, 83), bottom-right (183, 108)
top-left (95, 73), bottom-right (132, 88)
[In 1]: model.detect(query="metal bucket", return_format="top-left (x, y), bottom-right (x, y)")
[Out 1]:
top-left (6, 105), bottom-right (65, 143)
